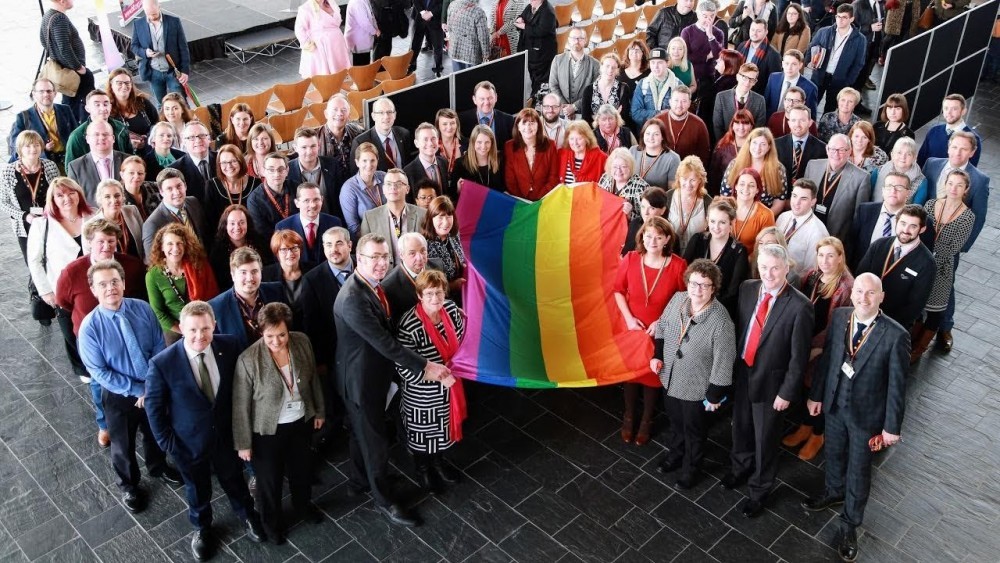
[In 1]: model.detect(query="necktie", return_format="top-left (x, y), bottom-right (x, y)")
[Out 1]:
top-left (479, 115), bottom-right (490, 125)
top-left (198, 160), bottom-right (210, 181)
top-left (794, 140), bottom-right (803, 165)
top-left (98, 157), bottom-right (112, 180)
top-left (780, 80), bottom-right (791, 102)
top-left (892, 245), bottom-right (902, 262)
top-left (785, 218), bottom-right (797, 238)
top-left (117, 313), bottom-right (148, 381)
top-left (851, 322), bottom-right (867, 350)
top-left (427, 164), bottom-right (438, 185)
top-left (738, 95), bottom-right (746, 109)
top-left (375, 285), bottom-right (390, 317)
top-left (336, 270), bottom-right (347, 285)
top-left (177, 207), bottom-right (188, 225)
top-left (946, 128), bottom-right (954, 136)
top-left (743, 292), bottom-right (773, 367)
top-left (197, 353), bottom-right (215, 403)
top-left (384, 137), bottom-right (395, 165)
top-left (306, 222), bottom-right (316, 249)
top-left (882, 212), bottom-right (893, 238)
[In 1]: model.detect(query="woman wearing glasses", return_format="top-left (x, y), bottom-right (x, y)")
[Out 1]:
top-left (263, 229), bottom-right (316, 331)
top-left (206, 144), bottom-right (261, 229)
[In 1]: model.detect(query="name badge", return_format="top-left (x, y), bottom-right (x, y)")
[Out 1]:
top-left (841, 362), bottom-right (855, 379)
top-left (285, 401), bottom-right (303, 411)
top-left (904, 268), bottom-right (917, 276)
top-left (815, 204), bottom-right (828, 214)
top-left (29, 206), bottom-right (43, 216)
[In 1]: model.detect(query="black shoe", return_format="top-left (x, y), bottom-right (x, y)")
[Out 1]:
top-left (802, 493), bottom-right (845, 511)
top-left (377, 503), bottom-right (421, 527)
top-left (721, 472), bottom-right (748, 490)
top-left (856, 103), bottom-right (873, 117)
top-left (741, 497), bottom-right (765, 518)
top-left (346, 483), bottom-right (370, 498)
top-left (657, 457), bottom-right (681, 474)
top-left (39, 319), bottom-right (52, 327)
top-left (839, 525), bottom-right (859, 562)
top-left (432, 458), bottom-right (460, 484)
top-left (675, 473), bottom-right (699, 490)
top-left (271, 534), bottom-right (286, 545)
top-left (415, 457), bottom-right (444, 495)
top-left (157, 465), bottom-right (184, 486)
top-left (244, 514), bottom-right (266, 543)
top-left (122, 490), bottom-right (145, 513)
top-left (191, 528), bottom-right (213, 561)
top-left (299, 504), bottom-right (325, 524)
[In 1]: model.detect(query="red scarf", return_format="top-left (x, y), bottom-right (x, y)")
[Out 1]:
top-left (183, 260), bottom-right (218, 301)
top-left (415, 302), bottom-right (466, 441)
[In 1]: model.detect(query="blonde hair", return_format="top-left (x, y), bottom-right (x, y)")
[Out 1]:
top-left (725, 128), bottom-right (783, 199)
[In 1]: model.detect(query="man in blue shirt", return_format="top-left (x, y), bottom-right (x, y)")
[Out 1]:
top-left (79, 259), bottom-right (182, 514)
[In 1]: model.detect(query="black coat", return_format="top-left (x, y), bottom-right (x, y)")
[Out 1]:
top-left (298, 262), bottom-right (348, 368)
top-left (350, 126), bottom-right (416, 174)
top-left (775, 133), bottom-right (827, 192)
top-left (855, 236), bottom-right (935, 329)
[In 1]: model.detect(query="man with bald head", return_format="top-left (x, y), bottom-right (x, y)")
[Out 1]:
top-left (130, 0), bottom-right (191, 105)
top-left (803, 272), bottom-right (907, 563)
top-left (67, 120), bottom-right (128, 204)
top-left (802, 133), bottom-right (870, 253)
top-left (318, 93), bottom-right (364, 170)
top-left (351, 97), bottom-right (415, 173)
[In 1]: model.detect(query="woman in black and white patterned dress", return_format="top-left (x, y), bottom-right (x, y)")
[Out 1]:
top-left (396, 270), bottom-right (467, 494)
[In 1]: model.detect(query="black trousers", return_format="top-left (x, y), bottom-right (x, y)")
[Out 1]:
top-left (55, 308), bottom-right (88, 375)
top-left (816, 74), bottom-right (850, 114)
top-left (823, 405), bottom-right (875, 528)
top-left (352, 51), bottom-right (371, 66)
top-left (851, 38), bottom-right (880, 92)
top-left (63, 68), bottom-right (95, 122)
top-left (101, 389), bottom-right (168, 493)
top-left (251, 419), bottom-right (312, 538)
top-left (663, 395), bottom-right (707, 479)
top-left (730, 373), bottom-right (785, 501)
top-left (345, 397), bottom-right (394, 506)
top-left (177, 443), bottom-right (256, 530)
top-left (409, 19), bottom-right (444, 72)
top-left (373, 33), bottom-right (394, 60)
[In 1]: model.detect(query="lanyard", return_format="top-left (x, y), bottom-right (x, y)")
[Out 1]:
top-left (734, 203), bottom-right (757, 243)
top-left (638, 151), bottom-right (663, 179)
top-left (640, 255), bottom-right (670, 307)
top-left (820, 167), bottom-right (843, 204)
top-left (845, 312), bottom-right (877, 362)
top-left (220, 177), bottom-right (247, 207)
top-left (783, 213), bottom-right (814, 242)
top-left (236, 292), bottom-right (261, 336)
top-left (667, 115), bottom-right (688, 148)
top-left (163, 267), bottom-right (188, 304)
top-left (880, 243), bottom-right (907, 277)
top-left (677, 297), bottom-right (710, 346)
top-left (269, 349), bottom-right (296, 393)
top-left (439, 139), bottom-right (460, 173)
top-left (362, 177), bottom-right (383, 207)
top-left (19, 163), bottom-right (44, 205)
top-left (263, 185), bottom-right (290, 218)
top-left (674, 192), bottom-right (698, 240)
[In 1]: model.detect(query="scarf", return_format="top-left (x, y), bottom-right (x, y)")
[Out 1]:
top-left (416, 302), bottom-right (466, 441)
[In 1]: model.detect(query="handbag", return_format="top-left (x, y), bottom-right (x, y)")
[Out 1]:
top-left (40, 19), bottom-right (81, 97)
top-left (30, 219), bottom-right (56, 322)
top-left (917, 4), bottom-right (935, 30)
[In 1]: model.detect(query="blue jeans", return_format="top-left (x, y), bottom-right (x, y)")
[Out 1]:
top-left (452, 60), bottom-right (472, 72)
top-left (90, 380), bottom-right (107, 430)
top-left (148, 68), bottom-right (184, 107)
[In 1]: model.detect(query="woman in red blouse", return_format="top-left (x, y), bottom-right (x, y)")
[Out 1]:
top-left (614, 216), bottom-right (687, 445)
top-left (557, 120), bottom-right (608, 184)
top-left (503, 108), bottom-right (559, 200)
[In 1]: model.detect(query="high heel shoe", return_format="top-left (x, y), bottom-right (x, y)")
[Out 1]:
top-left (621, 414), bottom-right (635, 443)
top-left (634, 418), bottom-right (653, 446)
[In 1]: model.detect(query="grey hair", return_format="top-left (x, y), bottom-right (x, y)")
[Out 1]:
top-left (697, 0), bottom-right (718, 12)
top-left (756, 243), bottom-right (789, 265)
top-left (95, 178), bottom-right (124, 199)
top-left (397, 232), bottom-right (428, 250)
top-left (891, 136), bottom-right (917, 156)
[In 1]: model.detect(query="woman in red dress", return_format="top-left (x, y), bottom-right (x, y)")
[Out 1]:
top-left (613, 216), bottom-right (688, 445)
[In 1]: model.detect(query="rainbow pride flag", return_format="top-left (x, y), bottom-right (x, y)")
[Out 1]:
top-left (453, 182), bottom-right (654, 388)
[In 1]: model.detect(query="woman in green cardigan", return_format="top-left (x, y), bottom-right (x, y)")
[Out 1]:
top-left (145, 222), bottom-right (219, 344)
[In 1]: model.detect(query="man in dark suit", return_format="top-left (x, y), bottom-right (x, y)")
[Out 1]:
top-left (763, 50), bottom-right (819, 116)
top-left (145, 301), bottom-right (266, 560)
top-left (403, 123), bottom-right (453, 200)
top-left (808, 4), bottom-right (867, 114)
top-left (776, 105), bottom-right (827, 194)
top-left (851, 171), bottom-right (911, 268)
top-left (333, 233), bottom-right (451, 527)
top-left (288, 127), bottom-right (346, 221)
top-left (275, 183), bottom-right (343, 264)
top-left (246, 152), bottom-right (296, 245)
top-left (382, 232), bottom-right (430, 326)
top-left (803, 273), bottom-right (907, 563)
top-left (916, 94), bottom-right (982, 167)
top-left (723, 244), bottom-right (813, 518)
top-left (7, 78), bottom-right (78, 164)
top-left (168, 121), bottom-right (216, 202)
top-left (458, 81), bottom-right (516, 148)
top-left (408, 0), bottom-right (445, 76)
top-left (350, 97), bottom-right (415, 174)
top-left (63, 90), bottom-right (133, 166)
top-left (802, 134), bottom-right (871, 253)
top-left (713, 63), bottom-right (767, 140)
top-left (208, 248), bottom-right (286, 351)
top-left (855, 204), bottom-right (934, 331)
top-left (142, 168), bottom-right (207, 259)
top-left (66, 121), bottom-right (128, 204)
top-left (736, 20), bottom-right (781, 96)
top-left (130, 0), bottom-right (191, 106)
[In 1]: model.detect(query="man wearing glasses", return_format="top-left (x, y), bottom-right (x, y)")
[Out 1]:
top-left (539, 93), bottom-right (569, 148)
top-left (246, 152), bottom-right (296, 244)
top-left (775, 104), bottom-right (826, 192)
top-left (358, 169), bottom-right (427, 266)
top-left (850, 171), bottom-right (910, 266)
top-left (808, 4), bottom-right (867, 114)
top-left (803, 133), bottom-right (870, 250)
top-left (7, 78), bottom-right (78, 166)
top-left (548, 26), bottom-right (599, 120)
top-left (351, 97), bottom-right (415, 173)
top-left (712, 62), bottom-right (766, 140)
top-left (167, 121), bottom-right (216, 201)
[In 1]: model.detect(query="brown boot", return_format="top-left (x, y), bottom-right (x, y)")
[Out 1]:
top-left (782, 425), bottom-right (813, 447)
top-left (910, 328), bottom-right (935, 364)
top-left (798, 433), bottom-right (825, 461)
top-left (621, 413), bottom-right (635, 443)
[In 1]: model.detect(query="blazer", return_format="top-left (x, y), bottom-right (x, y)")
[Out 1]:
top-left (130, 13), bottom-right (191, 82)
top-left (350, 126), bottom-right (415, 174)
top-left (855, 236), bottom-right (935, 328)
top-left (359, 203), bottom-right (427, 265)
top-left (916, 123), bottom-right (982, 167)
top-left (811, 307), bottom-right (907, 435)
top-left (459, 109), bottom-right (516, 149)
top-left (143, 148), bottom-right (186, 185)
top-left (208, 283), bottom-right (287, 350)
top-left (66, 151), bottom-right (128, 205)
top-left (232, 332), bottom-right (324, 450)
top-left (403, 154), bottom-right (454, 200)
top-left (298, 261), bottom-right (350, 367)
top-left (919, 158), bottom-right (989, 252)
top-left (682, 233), bottom-right (750, 317)
top-left (333, 273), bottom-right (426, 407)
top-left (83, 206), bottom-right (146, 263)
top-left (503, 140), bottom-right (559, 200)
top-left (145, 334), bottom-right (242, 467)
top-left (0, 158), bottom-right (60, 238)
top-left (775, 133), bottom-right (826, 191)
top-left (142, 197), bottom-right (207, 260)
top-left (850, 201), bottom-right (887, 267)
top-left (275, 212), bottom-right (344, 264)
top-left (287, 156), bottom-right (347, 220)
top-left (736, 41), bottom-right (782, 95)
top-left (763, 73), bottom-right (819, 116)
top-left (556, 147), bottom-right (608, 184)
top-left (549, 53), bottom-right (600, 112)
top-left (809, 26), bottom-right (867, 88)
top-left (713, 89), bottom-right (766, 140)
top-left (7, 104), bottom-right (78, 162)
top-left (803, 159), bottom-right (870, 249)
top-left (64, 118), bottom-right (133, 167)
top-left (26, 214), bottom-right (92, 296)
top-left (245, 180), bottom-right (296, 245)
top-left (381, 264), bottom-right (419, 326)
top-left (167, 151), bottom-right (218, 202)
top-left (735, 280), bottom-right (814, 403)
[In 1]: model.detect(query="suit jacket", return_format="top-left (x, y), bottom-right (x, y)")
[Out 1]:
top-left (275, 213), bottom-right (344, 264)
top-left (713, 89), bottom-right (767, 140)
top-left (737, 41), bottom-right (782, 95)
top-left (803, 160), bottom-right (870, 250)
top-left (142, 197), bottom-right (207, 260)
top-left (7, 103), bottom-right (78, 161)
top-left (811, 307), bottom-right (907, 435)
top-left (763, 73), bottom-right (819, 116)
top-left (333, 274), bottom-right (426, 407)
top-left (459, 109), bottom-right (515, 149)
top-left (299, 261), bottom-right (350, 367)
top-left (412, 0), bottom-right (444, 22)
top-left (775, 134), bottom-right (826, 191)
top-left (919, 158), bottom-right (989, 252)
top-left (809, 26), bottom-right (867, 88)
top-left (145, 334), bottom-right (241, 467)
top-left (359, 203), bottom-right (427, 265)
top-left (403, 154), bottom-right (453, 200)
top-left (503, 140), bottom-right (560, 200)
top-left (83, 206), bottom-right (146, 263)
top-left (735, 280), bottom-right (814, 403)
top-left (381, 265), bottom-right (419, 326)
top-left (131, 13), bottom-right (191, 82)
top-left (66, 151), bottom-right (128, 205)
top-left (350, 126), bottom-right (415, 174)
top-left (856, 237), bottom-right (934, 328)
top-left (208, 283), bottom-right (287, 350)
top-left (850, 201), bottom-right (888, 267)
top-left (548, 53), bottom-right (600, 112)
top-left (288, 156), bottom-right (347, 220)
top-left (167, 151), bottom-right (218, 202)
top-left (143, 148), bottom-right (186, 184)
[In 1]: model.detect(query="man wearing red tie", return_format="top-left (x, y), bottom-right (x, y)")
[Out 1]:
top-left (275, 183), bottom-right (343, 264)
top-left (724, 244), bottom-right (814, 517)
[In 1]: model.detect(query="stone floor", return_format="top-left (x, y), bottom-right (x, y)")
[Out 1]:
top-left (2, 4), bottom-right (1000, 563)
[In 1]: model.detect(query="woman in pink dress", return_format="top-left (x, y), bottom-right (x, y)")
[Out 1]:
top-left (295, 0), bottom-right (352, 78)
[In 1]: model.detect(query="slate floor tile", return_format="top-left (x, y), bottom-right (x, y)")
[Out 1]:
top-left (514, 488), bottom-right (581, 536)
top-left (651, 492), bottom-right (729, 550)
top-left (557, 474), bottom-right (635, 529)
top-left (768, 526), bottom-right (839, 563)
top-left (553, 514), bottom-right (629, 563)
top-left (31, 536), bottom-right (95, 563)
top-left (77, 505), bottom-right (137, 549)
top-left (497, 523), bottom-right (567, 563)
top-left (13, 514), bottom-right (77, 560)
top-left (336, 503), bottom-right (416, 560)
top-left (94, 525), bottom-right (170, 563)
top-left (707, 530), bottom-right (777, 563)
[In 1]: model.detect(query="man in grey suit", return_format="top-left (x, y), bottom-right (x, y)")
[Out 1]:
top-left (548, 26), bottom-right (599, 119)
top-left (713, 62), bottom-right (767, 140)
top-left (359, 169), bottom-right (427, 266)
top-left (142, 168), bottom-right (207, 259)
top-left (803, 273), bottom-right (907, 563)
top-left (67, 121), bottom-right (127, 204)
top-left (803, 134), bottom-right (870, 256)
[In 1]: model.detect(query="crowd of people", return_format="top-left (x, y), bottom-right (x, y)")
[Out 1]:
top-left (6, 0), bottom-right (990, 561)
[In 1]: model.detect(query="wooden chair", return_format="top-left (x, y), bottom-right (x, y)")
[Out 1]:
top-left (556, 28), bottom-right (571, 53)
top-left (614, 35), bottom-right (633, 58)
top-left (348, 59), bottom-right (382, 91)
top-left (636, 29), bottom-right (646, 44)
top-left (576, 0), bottom-right (598, 21)
top-left (307, 102), bottom-right (327, 127)
top-left (618, 7), bottom-right (641, 34)
top-left (267, 107), bottom-right (309, 146)
top-left (192, 105), bottom-right (212, 127)
top-left (347, 84), bottom-right (384, 122)
top-left (270, 77), bottom-right (311, 113)
top-left (590, 43), bottom-right (615, 60)
top-left (581, 20), bottom-right (598, 44)
top-left (375, 51), bottom-right (414, 81)
top-left (597, 0), bottom-right (617, 17)
top-left (554, 2), bottom-right (577, 27)
top-left (381, 74), bottom-right (417, 93)
top-left (221, 87), bottom-right (274, 122)
top-left (594, 15), bottom-right (619, 42)
top-left (308, 70), bottom-right (349, 102)
top-left (641, 3), bottom-right (658, 27)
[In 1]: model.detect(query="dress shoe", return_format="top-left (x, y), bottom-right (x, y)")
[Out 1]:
top-left (864, 78), bottom-right (877, 90)
top-left (97, 429), bottom-right (111, 449)
top-left (377, 503), bottom-right (420, 527)
top-left (244, 514), bottom-right (266, 543)
top-left (802, 493), bottom-right (845, 511)
top-left (191, 528), bottom-right (213, 561)
top-left (936, 330), bottom-right (953, 353)
top-left (299, 504), bottom-right (325, 524)
top-left (346, 483), bottom-right (370, 498)
top-left (797, 434), bottom-right (825, 461)
top-left (741, 497), bottom-right (765, 518)
top-left (839, 525), bottom-right (859, 562)
top-left (781, 424), bottom-right (813, 447)
top-left (157, 466), bottom-right (184, 486)
top-left (39, 318), bottom-right (52, 327)
top-left (432, 457), bottom-right (461, 484)
top-left (122, 490), bottom-right (145, 514)
top-left (675, 473), bottom-right (699, 490)
top-left (721, 472), bottom-right (748, 490)
top-left (657, 457), bottom-right (681, 474)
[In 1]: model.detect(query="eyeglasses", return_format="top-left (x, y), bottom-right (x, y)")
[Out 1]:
top-left (384, 180), bottom-right (408, 188)
top-left (278, 246), bottom-right (301, 254)
top-left (111, 80), bottom-right (132, 87)
top-left (93, 279), bottom-right (123, 289)
top-left (828, 147), bottom-right (850, 153)
top-left (884, 184), bottom-right (910, 192)
top-left (540, 104), bottom-right (560, 110)
top-left (835, 14), bottom-right (852, 20)
top-left (738, 74), bottom-right (758, 83)
top-left (219, 160), bottom-right (240, 167)
top-left (372, 110), bottom-right (397, 116)
top-left (34, 89), bottom-right (55, 94)
top-left (569, 36), bottom-right (588, 42)
top-left (688, 280), bottom-right (714, 291)
top-left (184, 134), bottom-right (210, 141)
top-left (416, 194), bottom-right (436, 201)
top-left (359, 253), bottom-right (391, 263)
